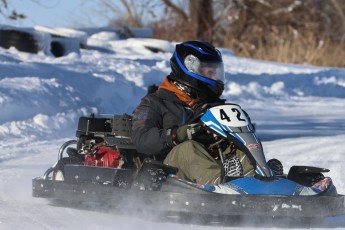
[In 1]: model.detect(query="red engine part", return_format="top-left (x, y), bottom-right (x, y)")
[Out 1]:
top-left (84, 145), bottom-right (122, 168)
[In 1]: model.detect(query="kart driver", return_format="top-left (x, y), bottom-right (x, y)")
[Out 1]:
top-left (131, 40), bottom-right (254, 185)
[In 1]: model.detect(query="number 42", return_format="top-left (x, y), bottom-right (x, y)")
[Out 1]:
top-left (220, 108), bottom-right (246, 122)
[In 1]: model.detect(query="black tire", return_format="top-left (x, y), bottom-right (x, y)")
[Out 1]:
top-left (50, 41), bottom-right (65, 57)
top-left (53, 157), bottom-right (83, 181)
top-left (0, 29), bottom-right (39, 53)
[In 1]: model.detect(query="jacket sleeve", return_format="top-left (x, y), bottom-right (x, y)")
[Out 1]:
top-left (131, 95), bottom-right (172, 156)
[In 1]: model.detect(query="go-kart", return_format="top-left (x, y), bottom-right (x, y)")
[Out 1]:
top-left (32, 103), bottom-right (345, 224)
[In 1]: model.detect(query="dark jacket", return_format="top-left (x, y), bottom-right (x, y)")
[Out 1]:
top-left (132, 88), bottom-right (197, 157)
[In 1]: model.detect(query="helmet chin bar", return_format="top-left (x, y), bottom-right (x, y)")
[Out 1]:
top-left (173, 81), bottom-right (193, 97)
top-left (171, 78), bottom-right (216, 101)
top-left (193, 88), bottom-right (221, 102)
top-left (173, 78), bottom-right (223, 102)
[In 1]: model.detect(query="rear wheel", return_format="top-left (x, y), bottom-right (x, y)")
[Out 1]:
top-left (53, 157), bottom-right (83, 181)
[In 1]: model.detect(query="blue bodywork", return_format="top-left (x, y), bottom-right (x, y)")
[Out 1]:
top-left (169, 174), bottom-right (334, 196)
top-left (194, 105), bottom-right (335, 196)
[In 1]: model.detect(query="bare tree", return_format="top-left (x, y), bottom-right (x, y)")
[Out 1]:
top-left (189, 0), bottom-right (214, 41)
top-left (328, 0), bottom-right (345, 40)
top-left (97, 0), bottom-right (162, 28)
top-left (220, 0), bottom-right (345, 47)
top-left (160, 0), bottom-right (214, 42)
top-left (152, 0), bottom-right (345, 67)
top-left (0, 0), bottom-right (26, 20)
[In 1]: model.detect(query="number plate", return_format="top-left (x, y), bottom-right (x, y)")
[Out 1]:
top-left (209, 105), bottom-right (249, 127)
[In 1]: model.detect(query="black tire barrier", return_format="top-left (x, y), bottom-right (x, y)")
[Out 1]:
top-left (0, 29), bottom-right (39, 53)
top-left (50, 41), bottom-right (65, 57)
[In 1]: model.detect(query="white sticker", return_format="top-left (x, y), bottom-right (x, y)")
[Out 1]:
top-left (210, 105), bottom-right (249, 127)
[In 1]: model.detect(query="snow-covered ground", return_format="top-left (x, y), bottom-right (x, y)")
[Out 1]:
top-left (0, 31), bottom-right (345, 229)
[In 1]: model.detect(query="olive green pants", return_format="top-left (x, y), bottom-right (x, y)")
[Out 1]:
top-left (164, 140), bottom-right (222, 185)
top-left (163, 140), bottom-right (254, 185)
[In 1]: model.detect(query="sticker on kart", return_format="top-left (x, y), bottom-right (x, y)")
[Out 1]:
top-left (209, 105), bottom-right (249, 127)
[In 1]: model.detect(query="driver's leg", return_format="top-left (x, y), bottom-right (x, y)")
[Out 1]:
top-left (163, 140), bottom-right (222, 185)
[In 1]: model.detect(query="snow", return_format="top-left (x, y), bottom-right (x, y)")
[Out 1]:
top-left (34, 25), bottom-right (88, 40)
top-left (0, 29), bottom-right (345, 229)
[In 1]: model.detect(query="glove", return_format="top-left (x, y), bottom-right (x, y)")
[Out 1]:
top-left (167, 123), bottom-right (202, 146)
top-left (176, 123), bottom-right (202, 143)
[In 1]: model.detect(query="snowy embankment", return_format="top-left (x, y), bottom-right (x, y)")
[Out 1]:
top-left (0, 32), bottom-right (345, 229)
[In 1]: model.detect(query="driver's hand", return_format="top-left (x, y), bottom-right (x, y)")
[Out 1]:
top-left (176, 123), bottom-right (201, 143)
top-left (167, 123), bottom-right (202, 146)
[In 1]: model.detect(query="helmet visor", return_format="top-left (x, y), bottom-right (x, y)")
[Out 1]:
top-left (184, 54), bottom-right (224, 83)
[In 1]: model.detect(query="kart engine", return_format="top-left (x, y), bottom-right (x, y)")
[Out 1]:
top-left (75, 113), bottom-right (134, 170)
top-left (82, 142), bottom-right (123, 169)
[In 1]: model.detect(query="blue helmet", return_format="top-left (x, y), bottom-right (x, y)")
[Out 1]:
top-left (169, 40), bottom-right (225, 101)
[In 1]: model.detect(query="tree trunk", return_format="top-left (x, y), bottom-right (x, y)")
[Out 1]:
top-left (189, 0), bottom-right (214, 42)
